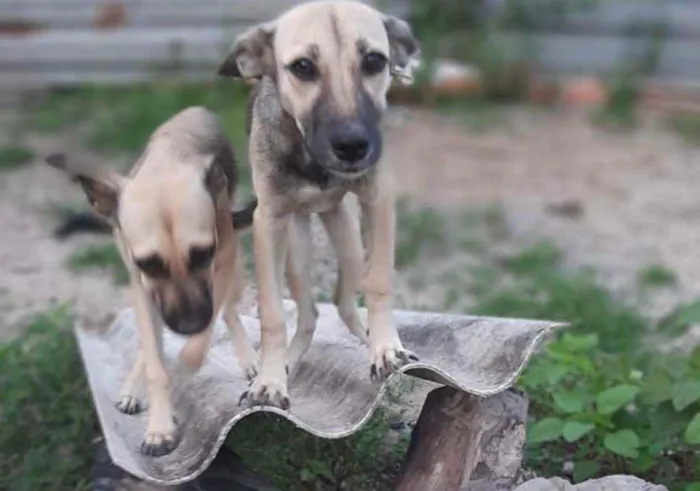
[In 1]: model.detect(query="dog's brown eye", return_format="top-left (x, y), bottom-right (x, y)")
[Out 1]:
top-left (361, 52), bottom-right (387, 76)
top-left (135, 254), bottom-right (169, 279)
top-left (288, 58), bottom-right (317, 81)
top-left (189, 245), bottom-right (216, 271)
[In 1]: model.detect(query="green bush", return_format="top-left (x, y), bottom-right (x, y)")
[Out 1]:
top-left (521, 333), bottom-right (700, 487)
top-left (473, 243), bottom-right (700, 489)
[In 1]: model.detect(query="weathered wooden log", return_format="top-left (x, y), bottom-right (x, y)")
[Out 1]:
top-left (464, 388), bottom-right (530, 491)
top-left (395, 386), bottom-right (529, 491)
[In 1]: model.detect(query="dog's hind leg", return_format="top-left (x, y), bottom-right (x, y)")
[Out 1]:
top-left (320, 198), bottom-right (369, 345)
top-left (285, 212), bottom-right (318, 372)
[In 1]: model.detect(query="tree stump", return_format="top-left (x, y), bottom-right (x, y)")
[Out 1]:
top-left (395, 386), bottom-right (529, 491)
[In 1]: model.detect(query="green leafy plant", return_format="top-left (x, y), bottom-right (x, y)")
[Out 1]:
top-left (463, 241), bottom-right (700, 489)
top-left (520, 332), bottom-right (700, 487)
top-left (227, 396), bottom-right (411, 490)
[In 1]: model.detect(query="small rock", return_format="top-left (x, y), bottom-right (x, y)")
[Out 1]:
top-left (545, 200), bottom-right (585, 220)
top-left (513, 475), bottom-right (669, 491)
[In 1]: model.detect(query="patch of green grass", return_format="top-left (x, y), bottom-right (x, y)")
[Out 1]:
top-left (395, 199), bottom-right (448, 269)
top-left (29, 88), bottom-right (96, 132)
top-left (479, 242), bottom-right (646, 354)
top-left (503, 241), bottom-right (561, 277)
top-left (436, 97), bottom-right (506, 132)
top-left (0, 145), bottom-right (35, 171)
top-left (638, 264), bottom-right (677, 289)
top-left (0, 306), bottom-right (98, 491)
top-left (590, 72), bottom-right (641, 129)
top-left (30, 81), bottom-right (252, 185)
top-left (68, 243), bottom-right (128, 285)
top-left (227, 383), bottom-right (410, 490)
top-left (668, 114), bottom-right (700, 146)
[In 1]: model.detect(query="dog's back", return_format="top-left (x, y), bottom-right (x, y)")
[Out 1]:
top-left (130, 106), bottom-right (238, 198)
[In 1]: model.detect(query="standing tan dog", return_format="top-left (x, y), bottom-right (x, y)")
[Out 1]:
top-left (46, 107), bottom-right (258, 456)
top-left (218, 0), bottom-right (420, 409)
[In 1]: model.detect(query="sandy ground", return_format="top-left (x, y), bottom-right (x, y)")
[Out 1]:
top-left (1, 105), bottom-right (700, 340)
top-left (387, 106), bottom-right (700, 320)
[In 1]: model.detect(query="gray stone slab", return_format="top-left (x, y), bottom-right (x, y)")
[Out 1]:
top-left (76, 300), bottom-right (563, 486)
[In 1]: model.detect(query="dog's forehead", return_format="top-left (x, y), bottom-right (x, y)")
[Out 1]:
top-left (118, 176), bottom-right (215, 257)
top-left (274, 1), bottom-right (388, 60)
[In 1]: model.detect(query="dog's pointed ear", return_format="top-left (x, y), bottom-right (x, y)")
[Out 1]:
top-left (46, 153), bottom-right (124, 219)
top-left (383, 15), bottom-right (420, 84)
top-left (218, 21), bottom-right (277, 79)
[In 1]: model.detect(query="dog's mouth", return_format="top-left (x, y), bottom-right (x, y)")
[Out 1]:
top-left (327, 167), bottom-right (371, 179)
top-left (303, 126), bottom-right (382, 182)
top-left (325, 150), bottom-right (377, 180)
top-left (151, 278), bottom-right (214, 336)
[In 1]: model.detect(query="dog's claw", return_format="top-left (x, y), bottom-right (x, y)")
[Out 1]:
top-left (140, 438), bottom-right (177, 457)
top-left (244, 365), bottom-right (258, 382)
top-left (140, 433), bottom-right (178, 457)
top-left (369, 346), bottom-right (418, 382)
top-left (116, 396), bottom-right (143, 415)
top-left (239, 376), bottom-right (291, 410)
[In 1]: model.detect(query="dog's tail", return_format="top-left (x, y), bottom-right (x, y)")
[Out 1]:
top-left (53, 198), bottom-right (259, 239)
top-left (231, 197), bottom-right (257, 230)
top-left (54, 211), bottom-right (112, 239)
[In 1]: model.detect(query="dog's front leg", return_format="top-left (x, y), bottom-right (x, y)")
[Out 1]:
top-left (131, 285), bottom-right (178, 456)
top-left (285, 212), bottom-right (319, 372)
top-left (116, 349), bottom-right (146, 415)
top-left (240, 207), bottom-right (291, 409)
top-left (361, 189), bottom-right (418, 381)
top-left (320, 197), bottom-right (368, 344)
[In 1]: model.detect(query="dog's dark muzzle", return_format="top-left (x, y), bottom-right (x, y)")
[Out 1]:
top-left (157, 280), bottom-right (214, 336)
top-left (307, 88), bottom-right (383, 176)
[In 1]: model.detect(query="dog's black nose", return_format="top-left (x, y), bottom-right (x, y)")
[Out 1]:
top-left (163, 303), bottom-right (212, 336)
top-left (330, 128), bottom-right (369, 163)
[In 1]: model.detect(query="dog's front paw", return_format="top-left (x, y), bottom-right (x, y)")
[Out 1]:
top-left (140, 415), bottom-right (178, 457)
top-left (140, 431), bottom-right (178, 457)
top-left (116, 395), bottom-right (144, 415)
top-left (239, 372), bottom-right (290, 410)
top-left (369, 341), bottom-right (419, 382)
top-left (242, 361), bottom-right (259, 382)
top-left (236, 345), bottom-right (260, 382)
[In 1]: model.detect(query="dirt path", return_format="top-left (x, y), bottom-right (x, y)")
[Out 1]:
top-left (1, 105), bottom-right (699, 340)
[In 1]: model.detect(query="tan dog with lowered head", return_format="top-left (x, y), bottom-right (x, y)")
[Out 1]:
top-left (218, 0), bottom-right (421, 410)
top-left (46, 107), bottom-right (258, 457)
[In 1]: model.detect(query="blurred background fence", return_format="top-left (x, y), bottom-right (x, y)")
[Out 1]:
top-left (0, 0), bottom-right (408, 88)
top-left (1, 0), bottom-right (699, 90)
